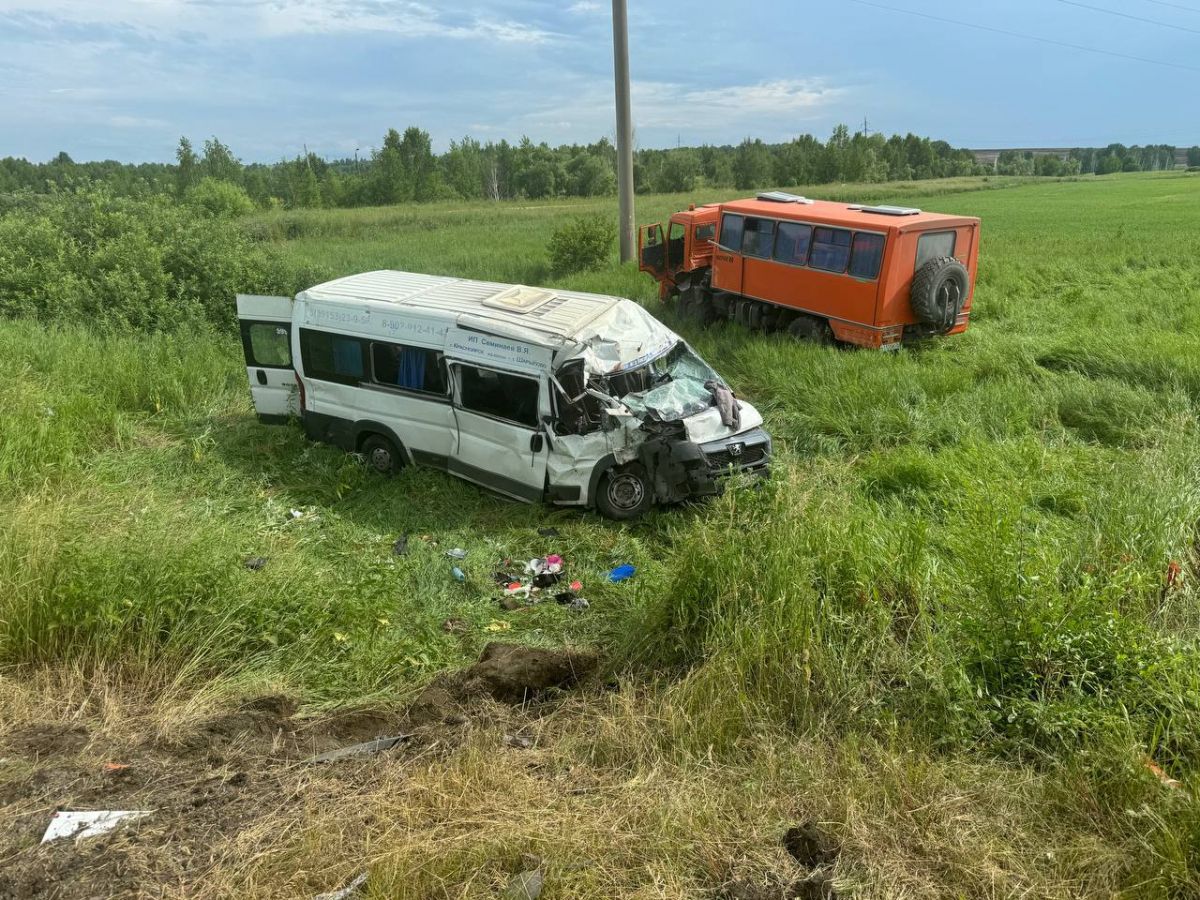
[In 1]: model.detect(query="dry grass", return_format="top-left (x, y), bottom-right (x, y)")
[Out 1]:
top-left (0, 675), bottom-right (1159, 900)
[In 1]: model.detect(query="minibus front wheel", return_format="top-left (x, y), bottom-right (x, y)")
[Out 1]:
top-left (596, 463), bottom-right (652, 520)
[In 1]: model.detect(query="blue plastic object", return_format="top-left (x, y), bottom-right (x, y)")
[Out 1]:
top-left (606, 564), bottom-right (636, 583)
top-left (452, 566), bottom-right (465, 582)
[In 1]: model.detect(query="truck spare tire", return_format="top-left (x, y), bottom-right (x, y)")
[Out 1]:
top-left (910, 256), bottom-right (969, 333)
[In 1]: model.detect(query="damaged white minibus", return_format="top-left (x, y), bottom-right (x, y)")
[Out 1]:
top-left (237, 270), bottom-right (771, 519)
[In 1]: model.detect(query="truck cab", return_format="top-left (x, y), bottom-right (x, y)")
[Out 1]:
top-left (638, 205), bottom-right (719, 299)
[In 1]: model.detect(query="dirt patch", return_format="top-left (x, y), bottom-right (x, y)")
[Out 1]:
top-left (0, 644), bottom-right (597, 899)
top-left (408, 642), bottom-right (598, 724)
top-left (2, 723), bottom-right (90, 759)
top-left (783, 823), bottom-right (839, 869)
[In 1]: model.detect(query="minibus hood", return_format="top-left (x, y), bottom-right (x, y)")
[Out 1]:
top-left (680, 401), bottom-right (764, 443)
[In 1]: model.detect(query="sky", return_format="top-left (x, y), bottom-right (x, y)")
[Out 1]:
top-left (1, 0), bottom-right (1198, 163)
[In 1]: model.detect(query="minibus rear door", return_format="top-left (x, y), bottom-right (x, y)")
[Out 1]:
top-left (236, 294), bottom-right (299, 423)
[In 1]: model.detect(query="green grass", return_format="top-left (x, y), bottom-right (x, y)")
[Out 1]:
top-left (3, 171), bottom-right (1200, 896)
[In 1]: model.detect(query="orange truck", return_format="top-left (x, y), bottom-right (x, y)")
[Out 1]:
top-left (638, 192), bottom-right (980, 349)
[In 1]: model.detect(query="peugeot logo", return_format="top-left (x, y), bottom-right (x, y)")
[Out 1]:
top-left (727, 442), bottom-right (744, 458)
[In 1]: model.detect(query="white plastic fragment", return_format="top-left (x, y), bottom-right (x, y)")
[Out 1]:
top-left (314, 871), bottom-right (369, 900)
top-left (42, 810), bottom-right (149, 843)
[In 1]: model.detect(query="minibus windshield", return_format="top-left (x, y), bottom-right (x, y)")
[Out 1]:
top-left (608, 342), bottom-right (722, 421)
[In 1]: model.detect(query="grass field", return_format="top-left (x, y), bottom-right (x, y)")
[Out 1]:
top-left (2, 172), bottom-right (1199, 898)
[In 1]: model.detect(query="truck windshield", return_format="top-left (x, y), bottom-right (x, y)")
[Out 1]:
top-left (607, 342), bottom-right (722, 421)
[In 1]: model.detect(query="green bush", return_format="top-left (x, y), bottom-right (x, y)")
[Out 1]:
top-left (547, 214), bottom-right (616, 276)
top-left (0, 188), bottom-right (326, 331)
top-left (184, 177), bottom-right (257, 217)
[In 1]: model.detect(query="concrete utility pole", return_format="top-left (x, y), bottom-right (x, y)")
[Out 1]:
top-left (611, 0), bottom-right (635, 263)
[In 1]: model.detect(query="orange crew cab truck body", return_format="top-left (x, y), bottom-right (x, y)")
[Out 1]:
top-left (639, 193), bottom-right (981, 349)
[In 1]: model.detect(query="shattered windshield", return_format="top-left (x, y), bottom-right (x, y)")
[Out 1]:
top-left (609, 342), bottom-right (722, 421)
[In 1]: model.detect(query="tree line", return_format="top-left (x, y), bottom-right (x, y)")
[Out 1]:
top-left (2, 127), bottom-right (1195, 210)
top-left (994, 144), bottom-right (1182, 177)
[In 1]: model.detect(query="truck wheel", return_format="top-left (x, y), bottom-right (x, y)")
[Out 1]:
top-left (361, 434), bottom-right (402, 476)
top-left (690, 291), bottom-right (715, 327)
top-left (596, 463), bottom-right (652, 520)
top-left (911, 256), bottom-right (969, 333)
top-left (748, 303), bottom-right (764, 330)
top-left (788, 315), bottom-right (834, 345)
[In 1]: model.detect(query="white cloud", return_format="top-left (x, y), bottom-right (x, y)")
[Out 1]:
top-left (520, 77), bottom-right (849, 140)
top-left (254, 1), bottom-right (558, 42)
top-left (0, 0), bottom-right (558, 43)
top-left (568, 1), bottom-right (602, 12)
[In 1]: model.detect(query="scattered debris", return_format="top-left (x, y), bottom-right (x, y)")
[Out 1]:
top-left (244, 556), bottom-right (268, 571)
top-left (504, 733), bottom-right (532, 750)
top-left (783, 823), bottom-right (840, 868)
top-left (569, 580), bottom-right (582, 592)
top-left (307, 735), bottom-right (410, 764)
top-left (289, 509), bottom-right (303, 519)
top-left (452, 566), bottom-right (465, 582)
top-left (441, 618), bottom-right (468, 635)
top-left (606, 564), bottom-right (636, 583)
top-left (501, 596), bottom-right (524, 611)
top-left (392, 535), bottom-right (409, 557)
top-left (504, 869), bottom-right (544, 900)
top-left (102, 762), bottom-right (131, 775)
top-left (445, 548), bottom-right (467, 560)
top-left (314, 871), bottom-right (369, 900)
top-left (537, 526), bottom-right (560, 537)
top-left (41, 810), bottom-right (150, 843)
top-left (485, 620), bottom-right (511, 632)
top-left (568, 597), bottom-right (590, 612)
top-left (1144, 756), bottom-right (1185, 791)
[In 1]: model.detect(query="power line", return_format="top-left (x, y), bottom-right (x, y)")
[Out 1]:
top-left (1057, 0), bottom-right (1200, 35)
top-left (1142, 0), bottom-right (1200, 14)
top-left (841, 0), bottom-right (1200, 74)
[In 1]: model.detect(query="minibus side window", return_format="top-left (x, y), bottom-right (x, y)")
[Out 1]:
top-left (370, 341), bottom-right (446, 395)
top-left (457, 364), bottom-right (540, 427)
top-left (299, 328), bottom-right (367, 385)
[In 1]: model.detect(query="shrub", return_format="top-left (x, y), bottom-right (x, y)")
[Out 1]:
top-left (0, 188), bottom-right (326, 331)
top-left (547, 214), bottom-right (616, 276)
top-left (184, 177), bottom-right (257, 217)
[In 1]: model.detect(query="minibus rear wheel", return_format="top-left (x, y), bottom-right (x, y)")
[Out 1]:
top-left (361, 434), bottom-right (401, 476)
top-left (596, 463), bottom-right (652, 520)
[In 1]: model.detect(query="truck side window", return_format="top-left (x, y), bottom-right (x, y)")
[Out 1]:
top-left (299, 328), bottom-right (367, 385)
top-left (370, 342), bottom-right (446, 395)
top-left (809, 227), bottom-right (852, 273)
top-left (741, 217), bottom-right (776, 259)
top-left (916, 231), bottom-right (957, 269)
top-left (695, 223), bottom-right (716, 241)
top-left (719, 214), bottom-right (744, 252)
top-left (849, 233), bottom-right (885, 279)
top-left (773, 222), bottom-right (811, 266)
top-left (457, 364), bottom-right (539, 428)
